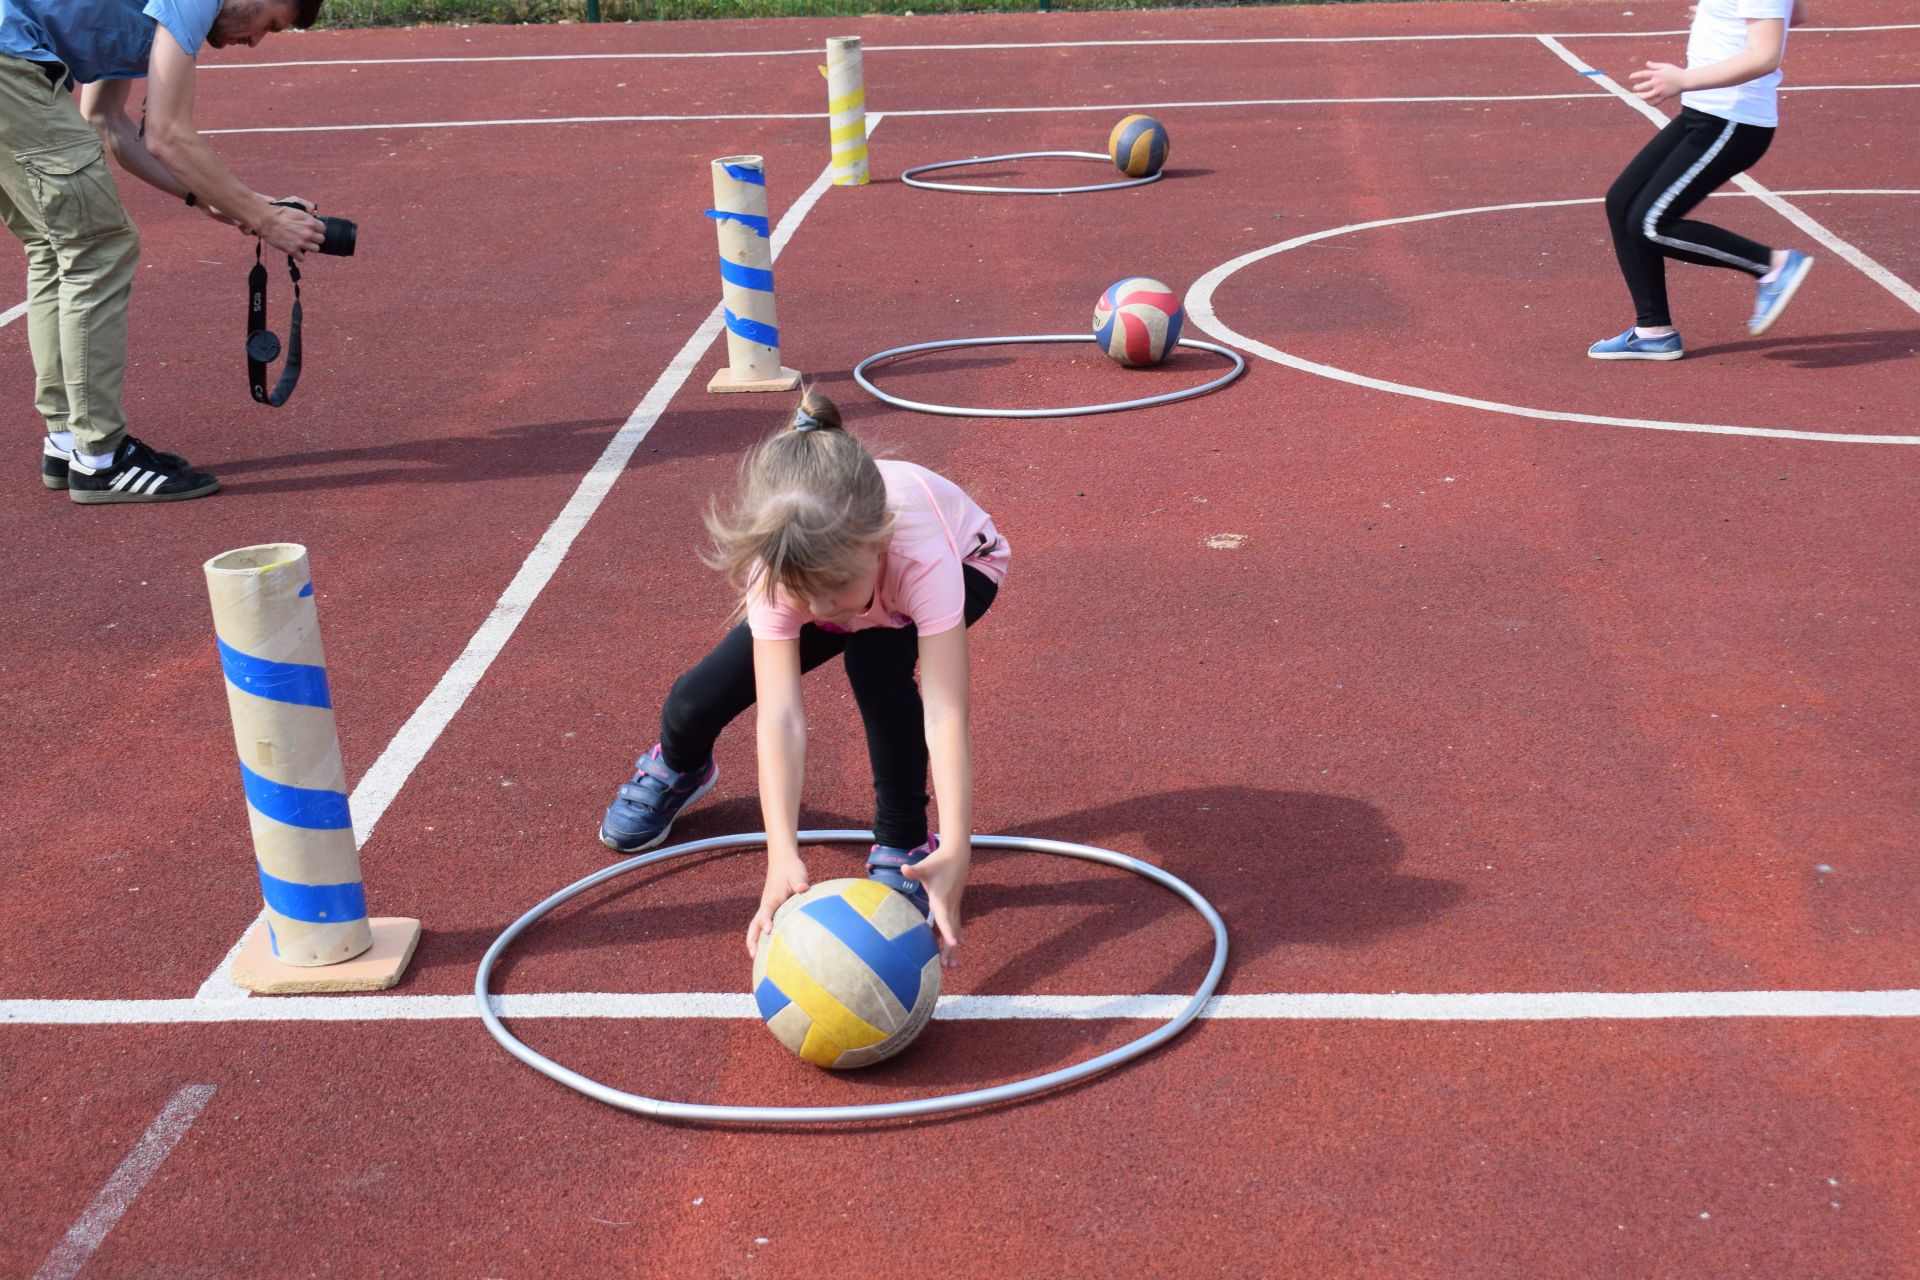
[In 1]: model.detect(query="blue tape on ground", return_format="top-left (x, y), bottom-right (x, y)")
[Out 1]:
top-left (704, 209), bottom-right (771, 237)
top-left (721, 163), bottom-right (766, 185)
top-left (1581, 69), bottom-right (1605, 76)
top-left (257, 864), bottom-right (367, 924)
top-left (719, 259), bottom-right (775, 292)
top-left (239, 760), bottom-right (352, 831)
top-left (217, 636), bottom-right (333, 709)
top-left (723, 308), bottom-right (779, 347)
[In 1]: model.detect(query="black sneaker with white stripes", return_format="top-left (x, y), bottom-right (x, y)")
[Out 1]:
top-left (42, 435), bottom-right (191, 491)
top-left (67, 437), bottom-right (220, 505)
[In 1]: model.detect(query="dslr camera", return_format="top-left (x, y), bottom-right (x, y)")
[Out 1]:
top-left (271, 198), bottom-right (356, 256)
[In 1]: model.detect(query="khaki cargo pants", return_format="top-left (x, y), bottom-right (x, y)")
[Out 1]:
top-left (0, 54), bottom-right (139, 456)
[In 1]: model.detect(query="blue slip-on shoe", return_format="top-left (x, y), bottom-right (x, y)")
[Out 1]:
top-left (599, 743), bottom-right (717, 854)
top-left (1587, 327), bottom-right (1684, 361)
top-left (866, 835), bottom-right (937, 918)
top-left (1749, 251), bottom-right (1813, 336)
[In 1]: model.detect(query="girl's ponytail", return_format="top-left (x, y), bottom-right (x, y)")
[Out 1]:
top-left (704, 387), bottom-right (889, 615)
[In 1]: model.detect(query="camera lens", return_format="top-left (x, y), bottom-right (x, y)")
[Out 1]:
top-left (318, 215), bottom-right (357, 257)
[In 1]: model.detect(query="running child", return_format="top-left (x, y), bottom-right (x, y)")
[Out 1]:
top-left (598, 390), bottom-right (1010, 965)
top-left (1591, 0), bottom-right (1815, 361)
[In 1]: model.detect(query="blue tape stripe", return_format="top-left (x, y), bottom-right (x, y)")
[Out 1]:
top-left (239, 760), bottom-right (351, 831)
top-left (217, 636), bottom-right (332, 709)
top-left (719, 259), bottom-right (775, 291)
top-left (1580, 69), bottom-right (1605, 76)
top-left (721, 163), bottom-right (766, 185)
top-left (704, 209), bottom-right (771, 237)
top-left (723, 308), bottom-right (779, 346)
top-left (801, 895), bottom-right (927, 1011)
top-left (257, 864), bottom-right (366, 924)
top-left (754, 975), bottom-right (792, 1022)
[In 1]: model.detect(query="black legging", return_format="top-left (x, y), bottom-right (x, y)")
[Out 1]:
top-left (657, 565), bottom-right (999, 849)
top-left (1606, 106), bottom-right (1776, 328)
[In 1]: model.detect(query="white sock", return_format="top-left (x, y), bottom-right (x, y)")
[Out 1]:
top-left (49, 430), bottom-right (75, 452)
top-left (1634, 326), bottom-right (1676, 340)
top-left (77, 448), bottom-right (120, 470)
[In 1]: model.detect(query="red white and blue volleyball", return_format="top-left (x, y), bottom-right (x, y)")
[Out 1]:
top-left (1093, 277), bottom-right (1184, 367)
top-left (1107, 114), bottom-right (1170, 178)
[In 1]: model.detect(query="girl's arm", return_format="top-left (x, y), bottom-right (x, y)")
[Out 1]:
top-left (1632, 18), bottom-right (1787, 105)
top-left (902, 624), bottom-right (972, 964)
top-left (746, 636), bottom-right (810, 958)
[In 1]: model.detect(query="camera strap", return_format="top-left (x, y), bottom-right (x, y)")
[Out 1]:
top-left (247, 244), bottom-right (302, 407)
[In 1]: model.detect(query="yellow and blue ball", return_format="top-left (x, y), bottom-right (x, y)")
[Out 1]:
top-left (751, 878), bottom-right (942, 1069)
top-left (1107, 114), bottom-right (1170, 178)
top-left (1093, 276), bottom-right (1185, 367)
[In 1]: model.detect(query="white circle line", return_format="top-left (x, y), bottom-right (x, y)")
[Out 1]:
top-left (1185, 189), bottom-right (1920, 446)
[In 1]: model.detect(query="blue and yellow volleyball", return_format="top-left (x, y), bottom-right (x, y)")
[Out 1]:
top-left (751, 878), bottom-right (942, 1069)
top-left (1093, 276), bottom-right (1185, 367)
top-left (1107, 114), bottom-right (1170, 178)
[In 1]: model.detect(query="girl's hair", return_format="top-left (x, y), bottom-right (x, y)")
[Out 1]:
top-left (705, 388), bottom-right (893, 613)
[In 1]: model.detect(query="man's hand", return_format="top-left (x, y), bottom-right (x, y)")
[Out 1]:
top-left (258, 200), bottom-right (325, 257)
top-left (1630, 61), bottom-right (1689, 105)
top-left (902, 839), bottom-right (970, 966)
top-left (746, 855), bottom-right (810, 959)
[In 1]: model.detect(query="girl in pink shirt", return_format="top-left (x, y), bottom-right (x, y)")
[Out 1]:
top-left (598, 390), bottom-right (1009, 965)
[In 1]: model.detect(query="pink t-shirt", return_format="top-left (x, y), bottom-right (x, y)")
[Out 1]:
top-left (747, 460), bottom-right (1010, 640)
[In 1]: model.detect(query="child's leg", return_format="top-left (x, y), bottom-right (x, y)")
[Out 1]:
top-left (842, 569), bottom-right (1001, 849)
top-left (657, 622), bottom-right (849, 772)
top-left (1622, 109), bottom-right (1776, 304)
top-left (1606, 115), bottom-right (1692, 328)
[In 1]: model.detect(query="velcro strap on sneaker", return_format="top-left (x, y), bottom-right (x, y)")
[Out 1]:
top-left (866, 847), bottom-right (913, 872)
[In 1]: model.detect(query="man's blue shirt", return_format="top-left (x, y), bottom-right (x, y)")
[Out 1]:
top-left (0, 0), bottom-right (222, 84)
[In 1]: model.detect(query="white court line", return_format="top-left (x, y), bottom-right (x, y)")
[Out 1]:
top-left (30, 1085), bottom-right (215, 1280)
top-left (203, 91), bottom-right (1604, 136)
top-left (193, 117), bottom-right (884, 1002)
top-left (1186, 190), bottom-right (1920, 447)
top-left (209, 23), bottom-right (1919, 70)
top-left (199, 83), bottom-right (1920, 138)
top-left (1, 300), bottom-right (26, 328)
top-left (1537, 35), bottom-right (1920, 319)
top-left (5, 991), bottom-right (1920, 1026)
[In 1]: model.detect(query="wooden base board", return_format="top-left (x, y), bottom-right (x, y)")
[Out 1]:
top-left (707, 366), bottom-right (802, 393)
top-left (231, 917), bottom-right (422, 994)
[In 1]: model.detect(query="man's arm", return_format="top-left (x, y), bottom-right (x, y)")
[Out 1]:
top-left (79, 79), bottom-right (195, 201)
top-left (140, 25), bottom-right (321, 254)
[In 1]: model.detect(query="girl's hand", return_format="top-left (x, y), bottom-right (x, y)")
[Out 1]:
top-left (1630, 61), bottom-right (1689, 105)
top-left (746, 856), bottom-right (810, 959)
top-left (902, 840), bottom-right (971, 966)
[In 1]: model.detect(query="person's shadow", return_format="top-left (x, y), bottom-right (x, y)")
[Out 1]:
top-left (1687, 327), bottom-right (1920, 368)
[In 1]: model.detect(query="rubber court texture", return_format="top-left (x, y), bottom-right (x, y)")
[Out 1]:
top-left (3, 0), bottom-right (1916, 1273)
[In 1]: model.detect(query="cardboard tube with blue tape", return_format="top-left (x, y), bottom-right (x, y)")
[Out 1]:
top-left (205, 543), bottom-right (419, 992)
top-left (706, 155), bottom-right (801, 393)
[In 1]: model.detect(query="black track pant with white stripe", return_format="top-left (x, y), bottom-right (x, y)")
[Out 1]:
top-left (1606, 105), bottom-right (1776, 328)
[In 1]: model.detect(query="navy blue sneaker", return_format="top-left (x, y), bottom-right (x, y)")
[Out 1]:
top-left (866, 835), bottom-right (937, 917)
top-left (1749, 251), bottom-right (1813, 335)
top-left (1588, 327), bottom-right (1683, 361)
top-left (598, 744), bottom-right (717, 854)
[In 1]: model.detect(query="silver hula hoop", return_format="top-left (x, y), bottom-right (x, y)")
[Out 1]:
top-left (854, 334), bottom-right (1246, 418)
top-left (475, 830), bottom-right (1228, 1125)
top-left (901, 151), bottom-right (1163, 195)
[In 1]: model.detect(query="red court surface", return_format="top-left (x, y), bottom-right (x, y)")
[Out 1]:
top-left (3, 1), bottom-right (1917, 1275)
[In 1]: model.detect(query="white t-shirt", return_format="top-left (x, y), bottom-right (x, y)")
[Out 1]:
top-left (1681, 0), bottom-right (1794, 128)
